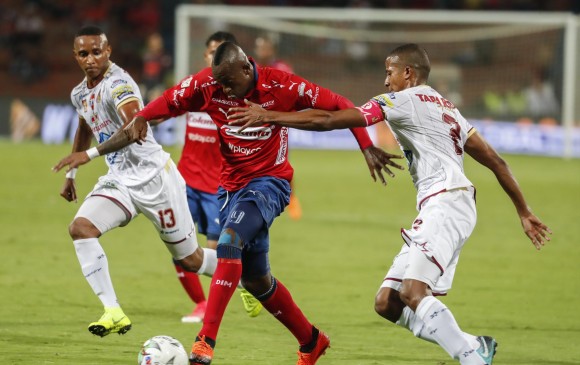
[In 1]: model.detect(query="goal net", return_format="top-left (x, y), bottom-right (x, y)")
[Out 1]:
top-left (175, 5), bottom-right (579, 157)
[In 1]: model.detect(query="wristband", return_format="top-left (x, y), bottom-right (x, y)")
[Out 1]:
top-left (66, 168), bottom-right (78, 179)
top-left (86, 147), bottom-right (100, 160)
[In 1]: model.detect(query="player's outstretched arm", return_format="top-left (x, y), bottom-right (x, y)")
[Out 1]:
top-left (230, 100), bottom-right (404, 184)
top-left (464, 132), bottom-right (552, 249)
top-left (229, 99), bottom-right (366, 132)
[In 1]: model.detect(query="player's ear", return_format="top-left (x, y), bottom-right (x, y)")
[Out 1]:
top-left (404, 66), bottom-right (413, 80)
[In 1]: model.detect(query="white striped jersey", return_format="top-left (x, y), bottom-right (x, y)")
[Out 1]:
top-left (71, 62), bottom-right (169, 187)
top-left (358, 85), bottom-right (475, 209)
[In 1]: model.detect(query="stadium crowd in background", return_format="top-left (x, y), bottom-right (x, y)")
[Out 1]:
top-left (0, 0), bottom-right (576, 86)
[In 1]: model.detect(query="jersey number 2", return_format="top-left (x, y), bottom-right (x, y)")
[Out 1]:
top-left (442, 113), bottom-right (463, 155)
top-left (158, 209), bottom-right (176, 229)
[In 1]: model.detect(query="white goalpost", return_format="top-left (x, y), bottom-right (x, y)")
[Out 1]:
top-left (175, 5), bottom-right (579, 157)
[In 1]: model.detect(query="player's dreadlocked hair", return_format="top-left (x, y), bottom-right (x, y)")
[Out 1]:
top-left (75, 25), bottom-right (105, 38)
top-left (206, 31), bottom-right (238, 47)
top-left (389, 43), bottom-right (431, 81)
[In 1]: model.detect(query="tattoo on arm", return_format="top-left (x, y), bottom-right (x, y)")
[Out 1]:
top-left (96, 129), bottom-right (133, 156)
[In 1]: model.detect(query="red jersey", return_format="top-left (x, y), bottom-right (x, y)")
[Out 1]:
top-left (139, 60), bottom-right (370, 191)
top-left (177, 112), bottom-right (221, 194)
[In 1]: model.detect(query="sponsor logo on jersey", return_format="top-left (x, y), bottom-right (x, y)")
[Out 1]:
top-left (82, 98), bottom-right (88, 112)
top-left (218, 107), bottom-right (229, 118)
top-left (311, 86), bottom-right (320, 107)
top-left (201, 79), bottom-right (217, 88)
top-left (180, 76), bottom-right (193, 88)
top-left (388, 92), bottom-right (396, 99)
top-left (262, 80), bottom-right (284, 89)
top-left (298, 82), bottom-right (306, 96)
top-left (172, 88), bottom-right (185, 107)
top-left (89, 93), bottom-right (95, 111)
top-left (186, 113), bottom-right (218, 130)
top-left (222, 125), bottom-right (272, 140)
top-left (211, 98), bottom-right (239, 106)
top-left (261, 100), bottom-right (275, 108)
top-left (92, 119), bottom-right (112, 133)
top-left (111, 84), bottom-right (135, 101)
top-left (110, 79), bottom-right (127, 88)
top-left (275, 127), bottom-right (288, 165)
top-left (227, 143), bottom-right (262, 156)
top-left (373, 95), bottom-right (394, 108)
top-left (187, 132), bottom-right (217, 144)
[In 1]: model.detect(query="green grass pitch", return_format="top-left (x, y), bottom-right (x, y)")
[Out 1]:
top-left (0, 141), bottom-right (579, 364)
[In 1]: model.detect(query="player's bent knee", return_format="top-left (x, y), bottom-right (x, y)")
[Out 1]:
top-left (68, 217), bottom-right (100, 240)
top-left (241, 274), bottom-right (271, 296)
top-left (216, 228), bottom-right (243, 260)
top-left (375, 288), bottom-right (405, 323)
top-left (399, 281), bottom-right (430, 311)
top-left (177, 247), bottom-right (204, 272)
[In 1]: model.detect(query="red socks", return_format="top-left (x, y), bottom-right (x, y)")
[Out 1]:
top-left (199, 258), bottom-right (242, 340)
top-left (262, 279), bottom-right (313, 346)
top-left (174, 264), bottom-right (205, 303)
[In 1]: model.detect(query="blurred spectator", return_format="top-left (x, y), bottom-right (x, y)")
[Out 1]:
top-left (254, 35), bottom-right (294, 73)
top-left (10, 2), bottom-right (46, 83)
top-left (482, 86), bottom-right (526, 120)
top-left (141, 32), bottom-right (172, 103)
top-left (523, 68), bottom-right (560, 122)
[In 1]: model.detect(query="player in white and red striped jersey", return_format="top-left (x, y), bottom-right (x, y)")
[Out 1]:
top-left (126, 42), bottom-right (403, 365)
top-left (52, 26), bottom-right (218, 339)
top-left (228, 43), bottom-right (551, 365)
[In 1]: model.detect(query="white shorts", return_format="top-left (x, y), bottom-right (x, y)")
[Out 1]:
top-left (380, 187), bottom-right (476, 294)
top-left (75, 160), bottom-right (198, 260)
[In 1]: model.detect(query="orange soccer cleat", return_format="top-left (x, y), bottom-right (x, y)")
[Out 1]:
top-left (296, 329), bottom-right (330, 365)
top-left (189, 336), bottom-right (214, 365)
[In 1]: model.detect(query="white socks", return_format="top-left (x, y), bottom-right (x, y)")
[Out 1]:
top-left (73, 238), bottom-right (119, 308)
top-left (415, 296), bottom-right (484, 364)
top-left (196, 247), bottom-right (217, 276)
top-left (397, 305), bottom-right (479, 348)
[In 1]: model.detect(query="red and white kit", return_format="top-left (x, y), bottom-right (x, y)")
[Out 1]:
top-left (357, 85), bottom-right (477, 293)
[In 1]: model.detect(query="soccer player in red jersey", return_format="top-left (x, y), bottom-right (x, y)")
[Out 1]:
top-left (174, 31), bottom-right (262, 323)
top-left (125, 42), bottom-right (403, 365)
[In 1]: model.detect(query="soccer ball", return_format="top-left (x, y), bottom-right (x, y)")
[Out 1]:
top-left (137, 335), bottom-right (189, 365)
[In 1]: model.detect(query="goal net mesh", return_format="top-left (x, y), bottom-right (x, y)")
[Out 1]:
top-left (177, 8), bottom-right (568, 123)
